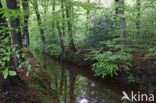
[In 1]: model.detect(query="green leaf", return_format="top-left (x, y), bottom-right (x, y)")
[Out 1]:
top-left (0, 61), bottom-right (5, 67)
top-left (9, 71), bottom-right (17, 76)
top-left (22, 54), bottom-right (25, 58)
top-left (27, 64), bottom-right (31, 71)
top-left (2, 68), bottom-right (8, 79)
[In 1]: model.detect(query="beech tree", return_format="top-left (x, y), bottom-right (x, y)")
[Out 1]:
top-left (61, 0), bottom-right (66, 36)
top-left (136, 0), bottom-right (141, 37)
top-left (65, 0), bottom-right (76, 52)
top-left (57, 22), bottom-right (65, 52)
top-left (32, 0), bottom-right (47, 53)
top-left (6, 0), bottom-right (23, 66)
top-left (0, 0), bottom-right (24, 90)
top-left (0, 0), bottom-right (156, 102)
top-left (115, 0), bottom-right (126, 38)
top-left (52, 0), bottom-right (65, 52)
top-left (22, 0), bottom-right (30, 48)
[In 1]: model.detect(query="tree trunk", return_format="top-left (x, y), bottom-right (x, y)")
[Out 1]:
top-left (65, 0), bottom-right (76, 53)
top-left (136, 0), bottom-right (140, 37)
top-left (61, 0), bottom-right (66, 36)
top-left (120, 18), bottom-right (126, 38)
top-left (69, 71), bottom-right (76, 103)
top-left (52, 0), bottom-right (55, 32)
top-left (87, 0), bottom-right (90, 19)
top-left (86, 0), bottom-right (90, 29)
top-left (6, 0), bottom-right (23, 66)
top-left (119, 0), bottom-right (126, 38)
top-left (56, 22), bottom-right (65, 52)
top-left (22, 0), bottom-right (30, 48)
top-left (53, 0), bottom-right (65, 52)
top-left (32, 0), bottom-right (47, 53)
top-left (115, 0), bottom-right (126, 38)
top-left (5, 0), bottom-right (24, 89)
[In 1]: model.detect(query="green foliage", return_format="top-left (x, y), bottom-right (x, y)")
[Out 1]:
top-left (0, 36), bottom-right (17, 79)
top-left (1, 0), bottom-right (155, 91)
top-left (92, 50), bottom-right (132, 78)
top-left (87, 35), bottom-right (156, 83)
top-left (85, 38), bottom-right (136, 81)
top-left (128, 74), bottom-right (135, 83)
top-left (2, 68), bottom-right (9, 79)
top-left (82, 15), bottom-right (117, 48)
top-left (145, 46), bottom-right (156, 59)
top-left (31, 76), bottom-right (51, 94)
top-left (0, 36), bottom-right (31, 79)
top-left (31, 76), bottom-right (58, 103)
top-left (31, 76), bottom-right (58, 102)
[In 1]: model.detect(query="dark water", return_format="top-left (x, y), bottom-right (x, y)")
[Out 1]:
top-left (33, 52), bottom-right (133, 103)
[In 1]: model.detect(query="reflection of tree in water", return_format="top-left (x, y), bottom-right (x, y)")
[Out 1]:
top-left (69, 71), bottom-right (77, 103)
top-left (59, 66), bottom-right (65, 95)
top-left (32, 53), bottom-right (62, 92)
top-left (43, 54), bottom-right (47, 70)
top-left (74, 78), bottom-right (120, 103)
top-left (32, 53), bottom-right (122, 103)
top-left (64, 74), bottom-right (67, 103)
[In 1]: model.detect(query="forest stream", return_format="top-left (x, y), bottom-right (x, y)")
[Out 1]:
top-left (32, 52), bottom-right (134, 103)
top-left (0, 0), bottom-right (155, 103)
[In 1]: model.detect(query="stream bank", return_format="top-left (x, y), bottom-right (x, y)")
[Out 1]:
top-left (45, 48), bottom-right (156, 96)
top-left (3, 48), bottom-right (153, 103)
top-left (32, 51), bottom-right (134, 103)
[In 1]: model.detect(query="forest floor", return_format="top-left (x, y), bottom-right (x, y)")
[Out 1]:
top-left (0, 48), bottom-right (59, 103)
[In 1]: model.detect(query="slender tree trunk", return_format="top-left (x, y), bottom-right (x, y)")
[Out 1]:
top-left (136, 0), bottom-right (140, 37)
top-left (22, 0), bottom-right (30, 48)
top-left (115, 0), bottom-right (126, 38)
top-left (42, 1), bottom-right (47, 21)
top-left (120, 16), bottom-right (126, 38)
top-left (61, 0), bottom-right (66, 36)
top-left (114, 0), bottom-right (120, 31)
top-left (65, 0), bottom-right (76, 52)
top-left (119, 0), bottom-right (126, 38)
top-left (32, 0), bottom-right (47, 53)
top-left (52, 0), bottom-right (55, 32)
top-left (57, 22), bottom-right (65, 52)
top-left (53, 0), bottom-right (65, 52)
top-left (87, 0), bottom-right (90, 20)
top-left (86, 0), bottom-right (90, 29)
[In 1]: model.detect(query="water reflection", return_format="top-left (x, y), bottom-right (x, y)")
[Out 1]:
top-left (33, 53), bottom-right (131, 103)
top-left (78, 98), bottom-right (88, 103)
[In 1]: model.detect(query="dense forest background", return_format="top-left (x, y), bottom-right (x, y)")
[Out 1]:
top-left (0, 0), bottom-right (156, 102)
